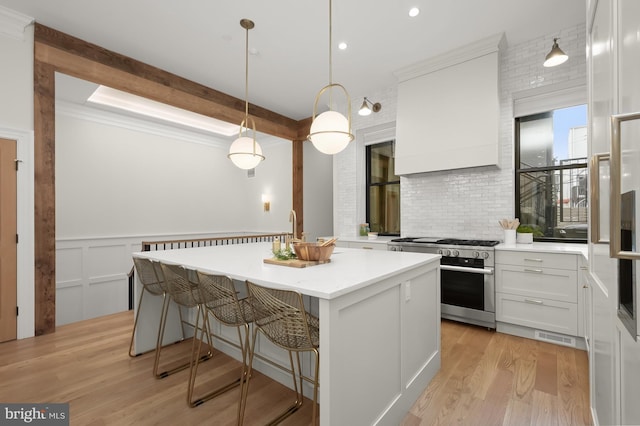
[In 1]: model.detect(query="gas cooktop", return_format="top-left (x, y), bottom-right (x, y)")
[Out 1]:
top-left (389, 237), bottom-right (500, 247)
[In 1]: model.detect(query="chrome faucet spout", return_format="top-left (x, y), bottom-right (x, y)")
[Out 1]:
top-left (289, 209), bottom-right (297, 239)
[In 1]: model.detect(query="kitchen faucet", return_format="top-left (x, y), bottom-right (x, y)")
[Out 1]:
top-left (289, 209), bottom-right (297, 239)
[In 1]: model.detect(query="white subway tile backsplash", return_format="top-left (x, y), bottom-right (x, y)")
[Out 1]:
top-left (335, 23), bottom-right (586, 241)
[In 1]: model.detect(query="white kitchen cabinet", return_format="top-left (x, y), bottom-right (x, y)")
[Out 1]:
top-left (588, 0), bottom-right (640, 424)
top-left (333, 236), bottom-right (391, 251)
top-left (496, 293), bottom-right (578, 336)
top-left (619, 325), bottom-right (640, 425)
top-left (346, 241), bottom-right (387, 251)
top-left (495, 250), bottom-right (581, 343)
top-left (580, 258), bottom-right (591, 350)
top-left (394, 34), bottom-right (504, 174)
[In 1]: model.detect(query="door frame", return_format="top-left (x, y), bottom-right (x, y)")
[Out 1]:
top-left (0, 127), bottom-right (35, 339)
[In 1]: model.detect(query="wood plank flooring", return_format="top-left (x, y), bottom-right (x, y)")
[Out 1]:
top-left (402, 320), bottom-right (592, 426)
top-left (0, 312), bottom-right (591, 425)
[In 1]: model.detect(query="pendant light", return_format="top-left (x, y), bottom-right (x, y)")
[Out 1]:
top-left (543, 38), bottom-right (568, 67)
top-left (308, 0), bottom-right (354, 155)
top-left (228, 19), bottom-right (265, 170)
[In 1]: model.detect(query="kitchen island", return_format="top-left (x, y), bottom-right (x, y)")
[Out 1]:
top-left (132, 243), bottom-right (441, 425)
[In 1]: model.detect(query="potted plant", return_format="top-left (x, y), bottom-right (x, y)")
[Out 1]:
top-left (516, 225), bottom-right (542, 243)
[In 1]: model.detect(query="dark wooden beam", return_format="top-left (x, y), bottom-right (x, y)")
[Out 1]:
top-left (292, 140), bottom-right (304, 239)
top-left (33, 60), bottom-right (56, 335)
top-left (34, 24), bottom-right (299, 141)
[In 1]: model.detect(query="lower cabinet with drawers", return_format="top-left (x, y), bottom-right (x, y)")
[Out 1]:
top-left (495, 249), bottom-right (584, 348)
top-left (334, 238), bottom-right (389, 250)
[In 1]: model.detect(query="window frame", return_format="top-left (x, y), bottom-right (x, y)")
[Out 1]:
top-left (514, 110), bottom-right (588, 244)
top-left (365, 140), bottom-right (400, 236)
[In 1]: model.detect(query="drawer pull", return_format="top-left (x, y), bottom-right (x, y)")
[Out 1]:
top-left (524, 258), bottom-right (543, 262)
top-left (524, 298), bottom-right (544, 305)
top-left (523, 268), bottom-right (543, 273)
top-left (362, 247), bottom-right (373, 250)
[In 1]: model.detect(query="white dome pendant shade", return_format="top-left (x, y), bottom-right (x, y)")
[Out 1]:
top-left (307, 0), bottom-right (354, 155)
top-left (228, 119), bottom-right (264, 169)
top-left (310, 105), bottom-right (352, 155)
top-left (228, 18), bottom-right (265, 169)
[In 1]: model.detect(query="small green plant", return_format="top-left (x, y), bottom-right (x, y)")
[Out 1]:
top-left (273, 248), bottom-right (297, 260)
top-left (516, 225), bottom-right (544, 237)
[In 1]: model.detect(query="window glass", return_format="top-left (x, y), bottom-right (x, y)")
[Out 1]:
top-left (366, 141), bottom-right (400, 235)
top-left (515, 105), bottom-right (587, 242)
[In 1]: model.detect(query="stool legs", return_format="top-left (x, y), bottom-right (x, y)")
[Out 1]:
top-left (153, 297), bottom-right (212, 379)
top-left (187, 308), bottom-right (248, 409)
top-left (128, 287), bottom-right (148, 357)
top-left (239, 328), bottom-right (319, 425)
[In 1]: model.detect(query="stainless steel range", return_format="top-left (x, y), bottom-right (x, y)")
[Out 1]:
top-left (388, 237), bottom-right (499, 329)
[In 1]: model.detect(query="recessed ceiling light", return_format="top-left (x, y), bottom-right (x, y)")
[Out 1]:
top-left (338, 42), bottom-right (348, 50)
top-left (409, 7), bottom-right (420, 17)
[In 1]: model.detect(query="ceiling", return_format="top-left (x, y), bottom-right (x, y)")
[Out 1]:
top-left (0, 0), bottom-right (586, 121)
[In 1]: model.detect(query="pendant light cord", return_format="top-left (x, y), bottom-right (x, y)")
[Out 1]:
top-left (244, 24), bottom-right (249, 121)
top-left (328, 0), bottom-right (333, 106)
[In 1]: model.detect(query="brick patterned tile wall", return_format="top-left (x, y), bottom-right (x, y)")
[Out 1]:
top-left (335, 23), bottom-right (586, 240)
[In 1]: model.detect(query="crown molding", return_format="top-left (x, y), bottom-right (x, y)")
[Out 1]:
top-left (56, 100), bottom-right (230, 149)
top-left (394, 32), bottom-right (506, 82)
top-left (0, 5), bottom-right (34, 41)
top-left (55, 100), bottom-right (288, 149)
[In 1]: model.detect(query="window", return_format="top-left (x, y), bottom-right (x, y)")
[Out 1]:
top-left (366, 141), bottom-right (400, 235)
top-left (515, 104), bottom-right (588, 242)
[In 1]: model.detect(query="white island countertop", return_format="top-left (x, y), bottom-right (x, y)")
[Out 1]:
top-left (132, 241), bottom-right (442, 426)
top-left (133, 242), bottom-right (439, 300)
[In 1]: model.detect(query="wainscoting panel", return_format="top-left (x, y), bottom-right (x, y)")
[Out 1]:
top-left (87, 275), bottom-right (128, 320)
top-left (56, 247), bottom-right (83, 283)
top-left (56, 232), bottom-right (283, 326)
top-left (56, 281), bottom-right (83, 326)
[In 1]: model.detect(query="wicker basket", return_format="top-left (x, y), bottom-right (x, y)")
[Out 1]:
top-left (292, 242), bottom-right (335, 262)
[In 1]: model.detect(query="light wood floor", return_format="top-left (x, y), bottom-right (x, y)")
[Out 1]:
top-left (0, 312), bottom-right (591, 425)
top-left (403, 320), bottom-right (591, 426)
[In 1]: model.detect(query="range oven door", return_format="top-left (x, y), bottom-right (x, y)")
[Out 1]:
top-left (440, 263), bottom-right (495, 329)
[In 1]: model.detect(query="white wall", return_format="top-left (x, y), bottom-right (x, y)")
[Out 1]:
top-left (335, 23), bottom-right (587, 241)
top-left (0, 12), bottom-right (33, 130)
top-left (54, 100), bottom-right (297, 325)
top-left (0, 10), bottom-right (35, 339)
top-left (55, 103), bottom-right (292, 238)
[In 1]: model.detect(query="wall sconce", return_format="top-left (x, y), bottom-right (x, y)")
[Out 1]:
top-left (543, 38), bottom-right (568, 67)
top-left (261, 194), bottom-right (270, 212)
top-left (358, 97), bottom-right (382, 116)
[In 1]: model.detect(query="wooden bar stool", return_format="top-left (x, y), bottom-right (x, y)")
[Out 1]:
top-left (240, 280), bottom-right (320, 426)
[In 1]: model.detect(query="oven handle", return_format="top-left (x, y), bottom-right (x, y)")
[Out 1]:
top-left (440, 265), bottom-right (494, 275)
